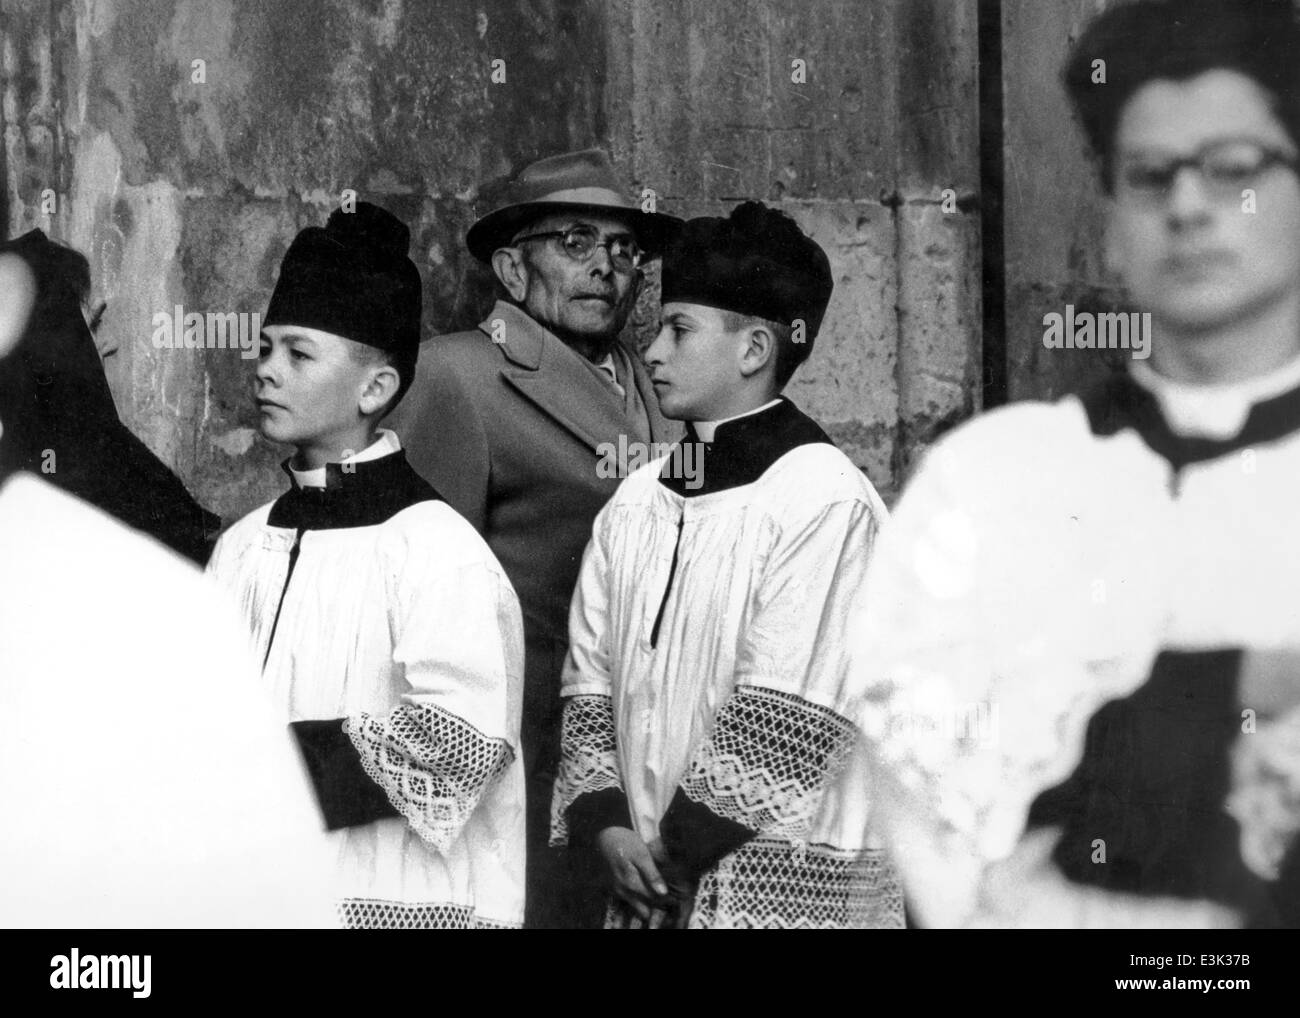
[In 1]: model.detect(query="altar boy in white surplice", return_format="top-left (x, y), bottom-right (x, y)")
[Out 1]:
top-left (550, 201), bottom-right (903, 928)
top-left (208, 203), bottom-right (526, 929)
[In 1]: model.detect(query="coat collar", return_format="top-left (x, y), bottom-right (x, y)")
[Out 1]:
top-left (478, 300), bottom-right (547, 371)
top-left (478, 299), bottom-right (672, 452)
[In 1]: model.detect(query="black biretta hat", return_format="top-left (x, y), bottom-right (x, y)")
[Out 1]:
top-left (660, 201), bottom-right (834, 343)
top-left (265, 202), bottom-right (422, 401)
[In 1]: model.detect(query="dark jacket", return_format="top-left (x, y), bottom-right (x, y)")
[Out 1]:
top-left (387, 299), bottom-right (676, 812)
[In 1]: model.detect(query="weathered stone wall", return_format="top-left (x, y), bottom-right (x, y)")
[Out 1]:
top-left (609, 0), bottom-right (982, 491)
top-left (1002, 0), bottom-right (1130, 402)
top-left (3, 0), bottom-right (981, 520)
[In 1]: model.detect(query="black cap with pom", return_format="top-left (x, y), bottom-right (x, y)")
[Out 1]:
top-left (661, 201), bottom-right (833, 343)
top-left (265, 202), bottom-right (422, 398)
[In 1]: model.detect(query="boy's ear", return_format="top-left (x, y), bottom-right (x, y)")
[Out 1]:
top-left (737, 321), bottom-right (777, 380)
top-left (491, 247), bottom-right (530, 302)
top-left (358, 361), bottom-right (401, 417)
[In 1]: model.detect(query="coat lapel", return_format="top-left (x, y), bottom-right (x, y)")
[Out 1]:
top-left (484, 301), bottom-right (659, 455)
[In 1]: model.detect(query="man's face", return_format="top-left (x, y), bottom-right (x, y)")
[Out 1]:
top-left (1107, 69), bottom-right (1300, 337)
top-left (255, 325), bottom-right (374, 452)
top-left (510, 213), bottom-right (641, 346)
top-left (644, 302), bottom-right (747, 421)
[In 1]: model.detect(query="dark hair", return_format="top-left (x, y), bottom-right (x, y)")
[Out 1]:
top-left (718, 309), bottom-right (801, 389)
top-left (1064, 0), bottom-right (1300, 190)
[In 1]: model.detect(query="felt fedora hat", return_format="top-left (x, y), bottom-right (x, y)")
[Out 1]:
top-left (466, 148), bottom-right (680, 263)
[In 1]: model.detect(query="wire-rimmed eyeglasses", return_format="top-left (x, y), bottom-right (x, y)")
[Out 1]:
top-left (512, 225), bottom-right (643, 271)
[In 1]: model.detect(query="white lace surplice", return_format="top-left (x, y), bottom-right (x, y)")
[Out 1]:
top-left (209, 498), bottom-right (526, 929)
top-left (553, 444), bottom-right (904, 928)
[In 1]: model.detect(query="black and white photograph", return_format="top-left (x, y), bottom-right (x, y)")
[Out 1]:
top-left (0, 0), bottom-right (1294, 1003)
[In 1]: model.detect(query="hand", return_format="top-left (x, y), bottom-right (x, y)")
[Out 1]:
top-left (648, 837), bottom-right (697, 929)
top-left (595, 827), bottom-right (672, 921)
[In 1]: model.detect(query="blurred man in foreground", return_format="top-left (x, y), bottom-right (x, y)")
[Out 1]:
top-left (858, 0), bottom-right (1300, 928)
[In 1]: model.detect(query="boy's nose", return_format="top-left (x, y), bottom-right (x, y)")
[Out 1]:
top-left (643, 328), bottom-right (670, 366)
top-left (255, 353), bottom-right (278, 386)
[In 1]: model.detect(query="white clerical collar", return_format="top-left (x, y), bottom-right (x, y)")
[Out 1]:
top-left (694, 398), bottom-right (784, 444)
top-left (1129, 352), bottom-right (1300, 440)
top-left (289, 429), bottom-right (401, 489)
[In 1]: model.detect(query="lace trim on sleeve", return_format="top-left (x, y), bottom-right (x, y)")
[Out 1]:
top-left (344, 702), bottom-right (513, 854)
top-left (550, 694), bottom-right (624, 846)
top-left (680, 686), bottom-right (856, 838)
top-left (338, 898), bottom-right (520, 930)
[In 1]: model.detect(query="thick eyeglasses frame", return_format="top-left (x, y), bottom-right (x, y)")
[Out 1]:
top-left (1113, 137), bottom-right (1300, 205)
top-left (512, 225), bottom-right (643, 271)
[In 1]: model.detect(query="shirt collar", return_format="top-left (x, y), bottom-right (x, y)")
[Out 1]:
top-left (594, 351), bottom-right (627, 397)
top-left (1129, 352), bottom-right (1300, 439)
top-left (288, 429), bottom-right (401, 489)
top-left (693, 398), bottom-right (784, 444)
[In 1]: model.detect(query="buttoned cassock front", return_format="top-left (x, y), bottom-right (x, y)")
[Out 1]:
top-left (388, 299), bottom-right (677, 925)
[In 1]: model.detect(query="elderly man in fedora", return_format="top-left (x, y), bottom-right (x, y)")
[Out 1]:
top-left (389, 148), bottom-right (680, 927)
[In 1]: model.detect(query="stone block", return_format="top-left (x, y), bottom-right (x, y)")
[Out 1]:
top-left (895, 199), bottom-right (981, 480)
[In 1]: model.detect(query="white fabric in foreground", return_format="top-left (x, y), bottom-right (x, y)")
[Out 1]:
top-left (0, 473), bottom-right (336, 928)
top-left (855, 393), bottom-right (1300, 927)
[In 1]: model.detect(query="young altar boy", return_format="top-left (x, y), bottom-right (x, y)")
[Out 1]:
top-left (549, 201), bottom-right (903, 928)
top-left (208, 202), bottom-right (526, 928)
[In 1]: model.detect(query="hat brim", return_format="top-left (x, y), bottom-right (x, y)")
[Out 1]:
top-left (466, 202), bottom-right (683, 263)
